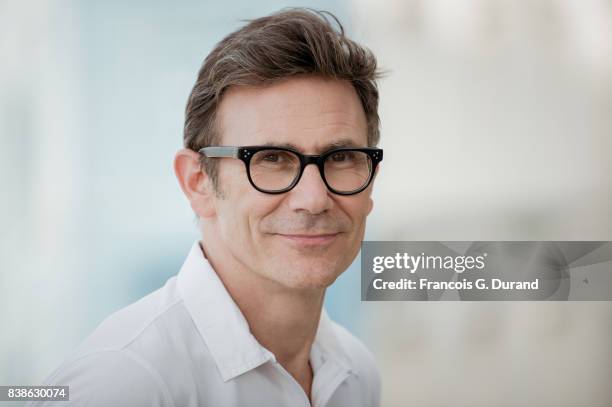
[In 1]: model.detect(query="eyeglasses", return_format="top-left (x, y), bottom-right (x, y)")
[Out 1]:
top-left (198, 146), bottom-right (383, 195)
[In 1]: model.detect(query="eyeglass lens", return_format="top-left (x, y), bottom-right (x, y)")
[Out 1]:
top-left (249, 149), bottom-right (373, 193)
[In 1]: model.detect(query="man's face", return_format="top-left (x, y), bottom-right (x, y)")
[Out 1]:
top-left (208, 76), bottom-right (375, 290)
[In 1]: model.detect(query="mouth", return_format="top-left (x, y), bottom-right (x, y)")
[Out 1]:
top-left (274, 233), bottom-right (340, 246)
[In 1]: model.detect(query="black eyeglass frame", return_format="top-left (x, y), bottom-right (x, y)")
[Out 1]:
top-left (198, 146), bottom-right (383, 195)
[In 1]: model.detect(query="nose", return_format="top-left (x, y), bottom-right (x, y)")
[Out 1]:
top-left (286, 164), bottom-right (333, 214)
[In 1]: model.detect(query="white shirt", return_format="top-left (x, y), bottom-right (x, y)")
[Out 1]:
top-left (30, 241), bottom-right (380, 407)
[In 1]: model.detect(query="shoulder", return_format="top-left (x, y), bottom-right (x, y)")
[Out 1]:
top-left (73, 277), bottom-right (183, 354)
top-left (29, 349), bottom-right (174, 407)
top-left (29, 279), bottom-right (188, 406)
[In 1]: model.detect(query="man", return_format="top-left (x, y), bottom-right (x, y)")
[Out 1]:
top-left (31, 8), bottom-right (383, 406)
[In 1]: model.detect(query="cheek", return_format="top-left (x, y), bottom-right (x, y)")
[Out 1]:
top-left (213, 172), bottom-right (251, 244)
top-left (217, 184), bottom-right (282, 248)
top-left (342, 195), bottom-right (373, 227)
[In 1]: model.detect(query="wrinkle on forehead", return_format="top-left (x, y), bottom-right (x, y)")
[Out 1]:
top-left (216, 76), bottom-right (368, 149)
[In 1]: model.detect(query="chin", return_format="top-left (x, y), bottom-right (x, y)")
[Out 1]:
top-left (284, 258), bottom-right (348, 290)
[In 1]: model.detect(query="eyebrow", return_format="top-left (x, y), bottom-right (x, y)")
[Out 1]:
top-left (260, 138), bottom-right (364, 153)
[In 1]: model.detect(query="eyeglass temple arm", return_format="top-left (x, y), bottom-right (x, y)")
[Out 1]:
top-left (198, 147), bottom-right (240, 158)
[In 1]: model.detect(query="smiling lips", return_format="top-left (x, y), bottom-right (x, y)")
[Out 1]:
top-left (275, 233), bottom-right (340, 245)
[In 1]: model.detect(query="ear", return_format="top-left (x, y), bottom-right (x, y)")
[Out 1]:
top-left (173, 148), bottom-right (217, 218)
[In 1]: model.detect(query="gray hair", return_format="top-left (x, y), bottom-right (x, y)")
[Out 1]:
top-left (184, 8), bottom-right (382, 189)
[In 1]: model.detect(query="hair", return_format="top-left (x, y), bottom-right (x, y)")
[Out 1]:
top-left (183, 8), bottom-right (382, 189)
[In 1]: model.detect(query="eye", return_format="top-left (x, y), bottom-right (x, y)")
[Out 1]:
top-left (252, 150), bottom-right (298, 168)
top-left (331, 152), bottom-right (346, 162)
top-left (331, 151), bottom-right (355, 162)
top-left (262, 152), bottom-right (281, 162)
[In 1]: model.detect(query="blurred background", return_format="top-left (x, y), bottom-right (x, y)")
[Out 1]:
top-left (1, 0), bottom-right (611, 406)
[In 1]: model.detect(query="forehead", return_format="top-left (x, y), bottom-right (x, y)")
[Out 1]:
top-left (216, 76), bottom-right (368, 152)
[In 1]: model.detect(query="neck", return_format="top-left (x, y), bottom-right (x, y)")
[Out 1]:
top-left (237, 283), bottom-right (324, 369)
top-left (199, 239), bottom-right (324, 397)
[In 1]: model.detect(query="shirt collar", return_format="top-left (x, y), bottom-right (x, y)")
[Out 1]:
top-left (177, 241), bottom-right (272, 381)
top-left (312, 309), bottom-right (354, 375)
top-left (177, 241), bottom-right (355, 381)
